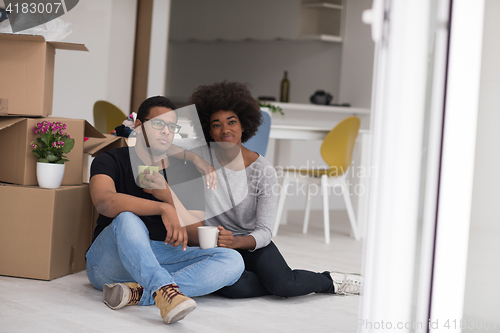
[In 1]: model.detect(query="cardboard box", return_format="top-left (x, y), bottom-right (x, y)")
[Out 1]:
top-left (0, 183), bottom-right (93, 280)
top-left (0, 99), bottom-right (7, 114)
top-left (82, 134), bottom-right (129, 183)
top-left (0, 117), bottom-right (104, 185)
top-left (0, 33), bottom-right (88, 116)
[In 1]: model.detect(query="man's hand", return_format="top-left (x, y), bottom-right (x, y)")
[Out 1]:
top-left (192, 154), bottom-right (217, 190)
top-left (217, 226), bottom-right (238, 249)
top-left (161, 203), bottom-right (188, 251)
top-left (142, 170), bottom-right (173, 204)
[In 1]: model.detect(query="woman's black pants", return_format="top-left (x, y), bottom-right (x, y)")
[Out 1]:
top-left (216, 241), bottom-right (334, 298)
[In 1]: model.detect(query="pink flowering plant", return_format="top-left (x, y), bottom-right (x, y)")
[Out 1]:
top-left (31, 121), bottom-right (75, 164)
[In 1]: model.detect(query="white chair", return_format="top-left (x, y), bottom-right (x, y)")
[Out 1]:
top-left (273, 116), bottom-right (361, 244)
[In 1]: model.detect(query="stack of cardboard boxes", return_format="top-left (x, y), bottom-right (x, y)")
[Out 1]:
top-left (0, 33), bottom-right (126, 281)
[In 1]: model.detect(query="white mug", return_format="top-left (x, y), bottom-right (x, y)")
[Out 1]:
top-left (198, 226), bottom-right (219, 249)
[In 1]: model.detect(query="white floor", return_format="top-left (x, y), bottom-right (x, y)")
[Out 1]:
top-left (0, 210), bottom-right (364, 333)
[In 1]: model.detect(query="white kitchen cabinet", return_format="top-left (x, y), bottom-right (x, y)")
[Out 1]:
top-left (169, 0), bottom-right (344, 43)
top-left (299, 0), bottom-right (344, 42)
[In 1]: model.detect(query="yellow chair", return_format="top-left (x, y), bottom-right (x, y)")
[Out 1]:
top-left (273, 116), bottom-right (361, 244)
top-left (93, 101), bottom-right (128, 134)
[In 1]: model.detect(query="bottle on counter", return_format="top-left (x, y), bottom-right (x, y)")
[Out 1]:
top-left (280, 71), bottom-right (290, 103)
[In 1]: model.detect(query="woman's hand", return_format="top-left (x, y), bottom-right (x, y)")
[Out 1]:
top-left (217, 225), bottom-right (238, 249)
top-left (217, 226), bottom-right (257, 250)
top-left (142, 170), bottom-right (174, 204)
top-left (192, 154), bottom-right (218, 190)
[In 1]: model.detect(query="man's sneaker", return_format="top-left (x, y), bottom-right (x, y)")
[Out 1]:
top-left (103, 282), bottom-right (144, 310)
top-left (153, 284), bottom-right (197, 324)
top-left (330, 271), bottom-right (363, 296)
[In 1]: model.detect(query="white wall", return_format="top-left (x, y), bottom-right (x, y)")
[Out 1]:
top-left (463, 0), bottom-right (500, 329)
top-left (166, 0), bottom-right (343, 105)
top-left (338, 0), bottom-right (374, 109)
top-left (166, 41), bottom-right (343, 105)
top-left (147, 0), bottom-right (171, 98)
top-left (51, 0), bottom-right (137, 123)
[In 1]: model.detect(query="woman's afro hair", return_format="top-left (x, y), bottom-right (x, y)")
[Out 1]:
top-left (188, 81), bottom-right (262, 144)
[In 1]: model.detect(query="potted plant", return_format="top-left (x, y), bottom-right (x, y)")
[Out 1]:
top-left (31, 121), bottom-right (75, 189)
top-left (258, 101), bottom-right (284, 116)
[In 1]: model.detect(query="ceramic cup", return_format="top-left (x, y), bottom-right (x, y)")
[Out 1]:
top-left (138, 165), bottom-right (160, 188)
top-left (198, 226), bottom-right (219, 249)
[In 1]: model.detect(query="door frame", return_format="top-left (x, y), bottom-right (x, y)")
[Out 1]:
top-left (360, 0), bottom-right (485, 332)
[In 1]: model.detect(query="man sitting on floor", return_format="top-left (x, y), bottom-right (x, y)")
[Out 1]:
top-left (86, 96), bottom-right (244, 324)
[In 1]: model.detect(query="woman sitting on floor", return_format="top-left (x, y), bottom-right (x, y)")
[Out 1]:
top-left (186, 81), bottom-right (362, 298)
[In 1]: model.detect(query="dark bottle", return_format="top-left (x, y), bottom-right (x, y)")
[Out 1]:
top-left (280, 71), bottom-right (290, 103)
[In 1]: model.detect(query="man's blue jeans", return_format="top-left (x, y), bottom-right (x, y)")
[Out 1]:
top-left (85, 212), bottom-right (244, 305)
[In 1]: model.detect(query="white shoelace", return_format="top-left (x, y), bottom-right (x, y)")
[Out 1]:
top-left (333, 274), bottom-right (362, 295)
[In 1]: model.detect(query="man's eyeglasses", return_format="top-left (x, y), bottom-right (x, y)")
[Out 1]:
top-left (144, 118), bottom-right (181, 134)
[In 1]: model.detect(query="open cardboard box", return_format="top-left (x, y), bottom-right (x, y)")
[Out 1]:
top-left (0, 33), bottom-right (88, 116)
top-left (82, 134), bottom-right (129, 183)
top-left (0, 183), bottom-right (94, 280)
top-left (0, 117), bottom-right (105, 185)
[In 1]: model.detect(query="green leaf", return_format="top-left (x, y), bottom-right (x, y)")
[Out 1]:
top-left (47, 154), bottom-right (59, 163)
top-left (258, 101), bottom-right (284, 116)
top-left (55, 160), bottom-right (66, 164)
top-left (41, 132), bottom-right (51, 146)
top-left (38, 158), bottom-right (49, 163)
top-left (61, 137), bottom-right (75, 154)
top-left (36, 137), bottom-right (46, 148)
top-left (48, 148), bottom-right (60, 156)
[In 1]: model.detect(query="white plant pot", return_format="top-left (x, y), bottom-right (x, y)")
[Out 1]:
top-left (36, 162), bottom-right (66, 189)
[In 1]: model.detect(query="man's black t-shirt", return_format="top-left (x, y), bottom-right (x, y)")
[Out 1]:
top-left (90, 147), bottom-right (204, 242)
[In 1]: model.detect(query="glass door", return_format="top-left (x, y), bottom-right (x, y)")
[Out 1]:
top-left (360, 0), bottom-right (485, 332)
